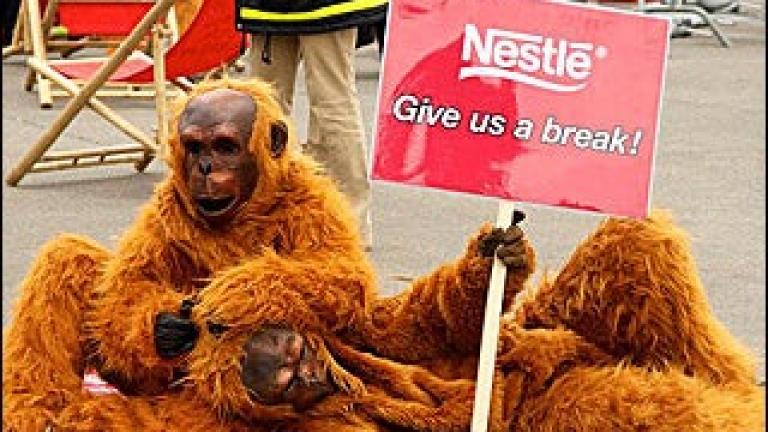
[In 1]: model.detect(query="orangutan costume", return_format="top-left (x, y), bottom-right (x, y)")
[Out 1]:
top-left (3, 77), bottom-right (376, 431)
top-left (3, 78), bottom-right (764, 432)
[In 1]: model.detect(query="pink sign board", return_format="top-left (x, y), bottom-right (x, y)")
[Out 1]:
top-left (371, 0), bottom-right (670, 218)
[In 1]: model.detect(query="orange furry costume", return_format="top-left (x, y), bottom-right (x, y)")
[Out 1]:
top-left (4, 78), bottom-right (764, 431)
top-left (3, 78), bottom-right (376, 431)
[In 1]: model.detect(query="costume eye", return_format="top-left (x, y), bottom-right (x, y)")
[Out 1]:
top-left (185, 140), bottom-right (202, 155)
top-left (213, 138), bottom-right (238, 155)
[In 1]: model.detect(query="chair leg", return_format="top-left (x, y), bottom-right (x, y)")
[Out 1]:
top-left (134, 152), bottom-right (154, 172)
top-left (36, 0), bottom-right (59, 108)
top-left (152, 23), bottom-right (168, 162)
top-left (23, 0), bottom-right (55, 108)
top-left (38, 78), bottom-right (54, 108)
top-left (24, 64), bottom-right (55, 111)
top-left (24, 67), bottom-right (36, 91)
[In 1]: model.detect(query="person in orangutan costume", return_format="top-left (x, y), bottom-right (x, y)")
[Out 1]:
top-left (3, 77), bottom-right (764, 432)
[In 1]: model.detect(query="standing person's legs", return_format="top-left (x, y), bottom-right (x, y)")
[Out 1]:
top-left (299, 28), bottom-right (373, 248)
top-left (249, 34), bottom-right (301, 114)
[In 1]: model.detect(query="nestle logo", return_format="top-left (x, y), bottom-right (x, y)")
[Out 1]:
top-left (460, 24), bottom-right (607, 92)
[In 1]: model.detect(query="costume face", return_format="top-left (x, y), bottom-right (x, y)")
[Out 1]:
top-left (179, 89), bottom-right (259, 227)
top-left (240, 327), bottom-right (335, 412)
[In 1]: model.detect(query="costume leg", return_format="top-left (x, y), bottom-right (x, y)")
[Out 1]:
top-left (299, 28), bottom-right (373, 247)
top-left (54, 390), bottom-right (254, 432)
top-left (3, 235), bottom-right (110, 432)
top-left (513, 366), bottom-right (765, 432)
top-left (360, 226), bottom-right (535, 362)
top-left (249, 33), bottom-right (300, 114)
top-left (517, 210), bottom-right (756, 387)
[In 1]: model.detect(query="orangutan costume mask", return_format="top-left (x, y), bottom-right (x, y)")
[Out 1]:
top-left (178, 88), bottom-right (290, 228)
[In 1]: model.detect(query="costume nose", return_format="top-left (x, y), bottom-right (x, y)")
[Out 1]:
top-left (199, 158), bottom-right (212, 175)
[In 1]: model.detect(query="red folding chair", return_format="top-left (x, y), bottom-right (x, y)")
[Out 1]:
top-left (6, 0), bottom-right (243, 186)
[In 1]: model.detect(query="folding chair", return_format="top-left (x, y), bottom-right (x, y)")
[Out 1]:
top-left (6, 0), bottom-right (243, 186)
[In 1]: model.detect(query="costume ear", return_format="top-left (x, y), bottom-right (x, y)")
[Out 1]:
top-left (270, 121), bottom-right (288, 159)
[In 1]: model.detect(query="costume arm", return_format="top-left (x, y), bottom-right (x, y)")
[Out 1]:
top-left (198, 249), bottom-right (374, 335)
top-left (196, 195), bottom-right (376, 338)
top-left (360, 225), bottom-right (536, 362)
top-left (496, 320), bottom-right (614, 391)
top-left (86, 213), bottom-right (187, 393)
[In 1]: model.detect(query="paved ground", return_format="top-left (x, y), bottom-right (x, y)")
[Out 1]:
top-left (3, 9), bottom-right (765, 381)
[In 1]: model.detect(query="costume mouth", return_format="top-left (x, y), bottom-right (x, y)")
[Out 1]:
top-left (195, 196), bottom-right (237, 216)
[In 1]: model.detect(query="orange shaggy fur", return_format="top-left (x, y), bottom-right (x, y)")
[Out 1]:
top-left (3, 78), bottom-right (376, 431)
top-left (3, 78), bottom-right (764, 431)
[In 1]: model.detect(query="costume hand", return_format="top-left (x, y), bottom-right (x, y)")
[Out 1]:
top-left (477, 209), bottom-right (528, 269)
top-left (154, 298), bottom-right (200, 359)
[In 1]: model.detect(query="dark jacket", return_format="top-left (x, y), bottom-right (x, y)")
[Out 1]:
top-left (236, 0), bottom-right (388, 35)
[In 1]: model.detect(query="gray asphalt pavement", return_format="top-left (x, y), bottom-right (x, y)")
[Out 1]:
top-left (2, 10), bottom-right (765, 382)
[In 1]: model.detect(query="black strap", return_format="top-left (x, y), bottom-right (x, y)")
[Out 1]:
top-left (239, 31), bottom-right (247, 56)
top-left (261, 32), bottom-right (272, 65)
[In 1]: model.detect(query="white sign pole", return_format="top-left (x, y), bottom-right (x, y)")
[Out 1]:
top-left (470, 199), bottom-right (516, 432)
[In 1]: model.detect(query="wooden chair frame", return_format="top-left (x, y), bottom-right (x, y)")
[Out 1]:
top-left (5, 0), bottom-right (177, 186)
top-left (4, 0), bottom-right (180, 107)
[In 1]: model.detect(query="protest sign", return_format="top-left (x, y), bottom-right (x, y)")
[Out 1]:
top-left (371, 0), bottom-right (669, 430)
top-left (372, 0), bottom-right (669, 219)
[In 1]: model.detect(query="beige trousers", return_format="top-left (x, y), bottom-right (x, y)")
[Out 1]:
top-left (250, 29), bottom-right (373, 247)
